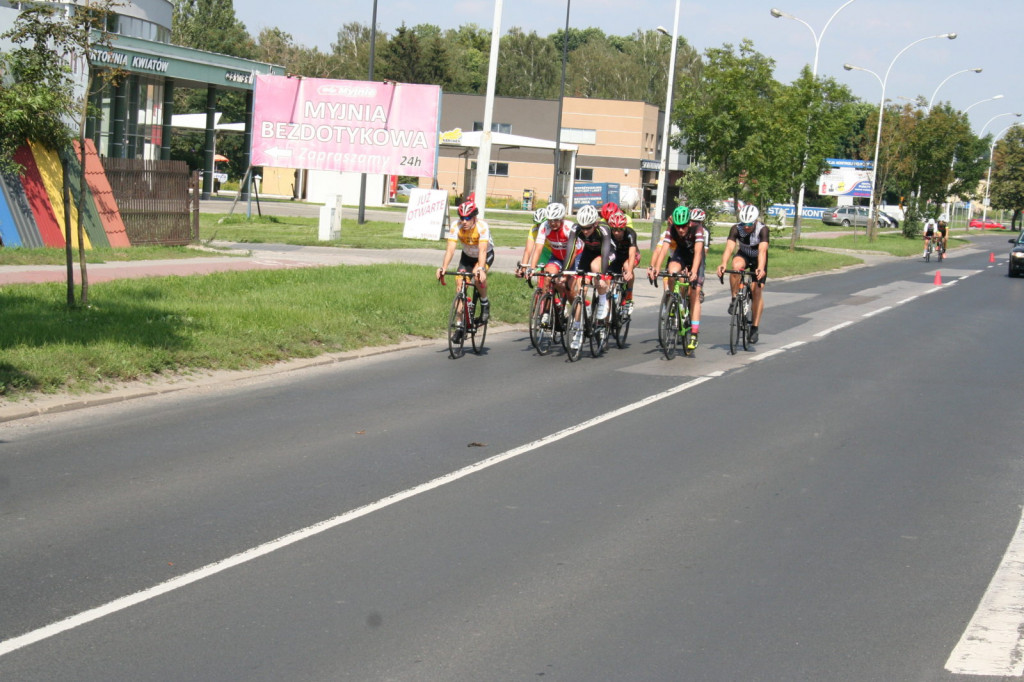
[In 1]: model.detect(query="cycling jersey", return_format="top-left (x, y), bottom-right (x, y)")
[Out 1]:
top-left (609, 227), bottom-right (638, 266)
top-left (727, 221), bottom-right (770, 260)
top-left (659, 223), bottom-right (708, 265)
top-left (565, 223), bottom-right (611, 273)
top-left (446, 217), bottom-right (494, 259)
top-left (534, 219), bottom-right (576, 263)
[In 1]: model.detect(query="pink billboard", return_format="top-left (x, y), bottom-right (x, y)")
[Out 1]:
top-left (251, 75), bottom-right (441, 177)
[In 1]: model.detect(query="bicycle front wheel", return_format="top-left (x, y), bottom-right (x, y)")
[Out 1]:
top-left (614, 300), bottom-right (631, 349)
top-left (529, 290), bottom-right (552, 355)
top-left (661, 298), bottom-right (680, 360)
top-left (448, 294), bottom-right (467, 359)
top-left (729, 298), bottom-right (743, 355)
top-left (657, 293), bottom-right (671, 350)
top-left (681, 304), bottom-right (694, 357)
top-left (472, 317), bottom-right (487, 354)
top-left (564, 295), bottom-right (586, 362)
top-left (589, 296), bottom-right (608, 358)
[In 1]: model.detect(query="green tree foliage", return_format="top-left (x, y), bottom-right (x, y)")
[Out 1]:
top-left (675, 40), bottom-right (780, 211)
top-left (172, 0), bottom-right (254, 58)
top-left (332, 22), bottom-right (375, 80)
top-left (497, 28), bottom-right (559, 99)
top-left (990, 126), bottom-right (1024, 221)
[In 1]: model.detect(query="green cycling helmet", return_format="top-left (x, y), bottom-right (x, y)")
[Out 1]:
top-left (672, 205), bottom-right (690, 225)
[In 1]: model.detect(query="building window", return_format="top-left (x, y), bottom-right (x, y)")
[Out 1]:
top-left (473, 121), bottom-right (512, 134)
top-left (575, 168), bottom-right (593, 181)
top-left (490, 162), bottom-right (509, 177)
top-left (561, 128), bottom-right (597, 145)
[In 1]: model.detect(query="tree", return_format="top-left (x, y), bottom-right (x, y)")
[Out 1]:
top-left (172, 0), bottom-right (254, 58)
top-left (0, 0), bottom-right (120, 306)
top-left (675, 40), bottom-right (781, 214)
top-left (990, 125), bottom-right (1024, 229)
top-left (497, 28), bottom-right (559, 98)
top-left (332, 22), bottom-right (375, 80)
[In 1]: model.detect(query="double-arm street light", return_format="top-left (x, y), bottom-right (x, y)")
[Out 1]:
top-left (980, 112), bottom-right (1023, 137)
top-left (769, 1), bottom-right (857, 240)
top-left (963, 94), bottom-right (1004, 116)
top-left (843, 32), bottom-right (957, 235)
top-left (982, 123), bottom-right (1020, 222)
top-left (651, 0), bottom-right (681, 247)
top-left (927, 67), bottom-right (982, 110)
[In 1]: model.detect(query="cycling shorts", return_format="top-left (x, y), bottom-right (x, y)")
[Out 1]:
top-left (735, 252), bottom-right (767, 286)
top-left (669, 255), bottom-right (706, 287)
top-left (459, 250), bottom-right (494, 271)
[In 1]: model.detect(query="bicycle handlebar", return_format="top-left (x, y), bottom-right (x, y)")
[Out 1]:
top-left (718, 269), bottom-right (756, 285)
top-left (652, 270), bottom-right (690, 287)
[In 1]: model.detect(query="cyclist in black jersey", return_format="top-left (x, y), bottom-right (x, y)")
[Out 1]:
top-left (607, 211), bottom-right (639, 312)
top-left (561, 204), bottom-right (612, 321)
top-left (716, 204), bottom-right (769, 344)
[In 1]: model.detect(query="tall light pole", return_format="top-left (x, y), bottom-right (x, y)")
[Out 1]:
top-left (551, 0), bottom-right (571, 205)
top-left (472, 0), bottom-right (504, 220)
top-left (651, 0), bottom-right (680, 248)
top-left (963, 94), bottom-right (1004, 115)
top-left (982, 123), bottom-right (1019, 222)
top-left (770, 1), bottom-right (857, 241)
top-left (927, 67), bottom-right (982, 110)
top-left (980, 112), bottom-right (1022, 137)
top-left (843, 32), bottom-right (956, 238)
top-left (357, 0), bottom-right (379, 224)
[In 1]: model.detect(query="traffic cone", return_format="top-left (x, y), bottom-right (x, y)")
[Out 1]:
top-left (990, 252), bottom-right (996, 263)
top-left (934, 271), bottom-right (943, 286)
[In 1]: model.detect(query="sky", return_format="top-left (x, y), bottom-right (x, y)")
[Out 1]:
top-left (235, 0), bottom-right (1022, 137)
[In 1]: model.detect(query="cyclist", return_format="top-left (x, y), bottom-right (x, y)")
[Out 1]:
top-left (935, 218), bottom-right (949, 255)
top-left (516, 206), bottom-right (551, 278)
top-left (922, 218), bottom-right (936, 258)
top-left (526, 201), bottom-right (575, 301)
top-left (437, 199), bottom-right (494, 323)
top-left (561, 204), bottom-right (612, 348)
top-left (648, 205), bottom-right (707, 350)
top-left (716, 204), bottom-right (769, 344)
top-left (606, 211), bottom-right (639, 314)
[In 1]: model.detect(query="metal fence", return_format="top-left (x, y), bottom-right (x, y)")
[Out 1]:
top-left (100, 158), bottom-right (198, 246)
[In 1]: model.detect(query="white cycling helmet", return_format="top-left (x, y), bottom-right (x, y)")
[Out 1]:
top-left (738, 204), bottom-right (759, 225)
top-left (546, 202), bottom-right (567, 221)
top-left (690, 208), bottom-right (707, 223)
top-left (533, 207), bottom-right (548, 223)
top-left (576, 204), bottom-right (600, 227)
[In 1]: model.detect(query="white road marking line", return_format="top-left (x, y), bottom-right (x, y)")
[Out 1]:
top-left (781, 341), bottom-right (806, 350)
top-left (813, 321), bottom-right (854, 337)
top-left (750, 349), bottom-right (784, 362)
top-left (0, 375), bottom-right (717, 658)
top-left (898, 295), bottom-right (919, 305)
top-left (863, 306), bottom-right (893, 318)
top-left (945, 509), bottom-right (1024, 676)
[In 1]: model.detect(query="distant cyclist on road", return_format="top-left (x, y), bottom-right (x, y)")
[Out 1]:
top-left (935, 218), bottom-right (949, 255)
top-left (922, 218), bottom-right (937, 258)
top-left (526, 202), bottom-right (575, 301)
top-left (561, 204), bottom-right (612, 321)
top-left (437, 199), bottom-right (494, 323)
top-left (606, 211), bottom-right (639, 314)
top-left (716, 204), bottom-right (769, 344)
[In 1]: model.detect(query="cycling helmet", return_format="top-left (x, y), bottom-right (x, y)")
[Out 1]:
top-left (690, 208), bottom-right (707, 223)
top-left (533, 207), bottom-right (547, 223)
top-left (600, 201), bottom-right (620, 221)
top-left (576, 204), bottom-right (600, 227)
top-left (738, 204), bottom-right (759, 225)
top-left (672, 205), bottom-right (690, 225)
top-left (457, 200), bottom-right (479, 218)
top-left (546, 202), bottom-right (567, 221)
top-left (607, 212), bottom-right (628, 229)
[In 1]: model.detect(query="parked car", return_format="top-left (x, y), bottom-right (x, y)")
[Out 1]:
top-left (970, 218), bottom-right (1006, 230)
top-left (877, 210), bottom-right (899, 228)
top-left (822, 205), bottom-right (870, 227)
top-left (1008, 233), bottom-right (1024, 277)
top-left (396, 183), bottom-right (417, 197)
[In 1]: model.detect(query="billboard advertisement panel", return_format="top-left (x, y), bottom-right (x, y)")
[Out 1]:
top-left (818, 159), bottom-right (873, 198)
top-left (251, 76), bottom-right (441, 177)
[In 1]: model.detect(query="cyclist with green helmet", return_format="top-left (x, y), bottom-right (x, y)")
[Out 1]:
top-left (648, 204), bottom-right (708, 350)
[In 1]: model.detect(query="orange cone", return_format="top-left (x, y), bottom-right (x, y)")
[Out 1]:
top-left (934, 271), bottom-right (943, 286)
top-left (990, 252), bottom-right (996, 263)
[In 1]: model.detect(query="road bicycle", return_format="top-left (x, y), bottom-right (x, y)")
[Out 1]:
top-left (561, 270), bottom-right (610, 362)
top-left (441, 270), bottom-right (487, 359)
top-left (924, 238), bottom-right (934, 262)
top-left (607, 273), bottom-right (632, 349)
top-left (653, 270), bottom-right (693, 359)
top-left (720, 269), bottom-right (755, 355)
top-left (925, 236), bottom-right (945, 263)
top-left (526, 268), bottom-right (566, 355)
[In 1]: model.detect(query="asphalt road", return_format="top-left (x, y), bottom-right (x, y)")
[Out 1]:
top-left (1, 234), bottom-right (1022, 680)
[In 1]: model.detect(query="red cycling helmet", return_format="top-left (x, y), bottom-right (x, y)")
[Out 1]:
top-left (600, 201), bottom-right (620, 221)
top-left (457, 200), bottom-right (479, 218)
top-left (607, 212), bottom-right (628, 229)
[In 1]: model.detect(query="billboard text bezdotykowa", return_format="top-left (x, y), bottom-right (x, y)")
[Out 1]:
top-left (251, 76), bottom-right (440, 177)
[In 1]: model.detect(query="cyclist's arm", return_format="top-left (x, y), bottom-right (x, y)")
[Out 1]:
top-left (756, 240), bottom-right (768, 280)
top-left (692, 240), bottom-right (705, 278)
top-left (528, 224), bottom-right (550, 271)
top-left (599, 228), bottom-right (612, 274)
top-left (559, 227), bottom-right (580, 274)
top-left (475, 240), bottom-right (489, 273)
top-left (718, 239), bottom-right (737, 276)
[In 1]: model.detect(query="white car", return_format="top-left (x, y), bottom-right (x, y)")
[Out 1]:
top-left (396, 183), bottom-right (417, 197)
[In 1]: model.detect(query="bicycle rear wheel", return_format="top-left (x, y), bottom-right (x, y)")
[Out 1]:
top-left (729, 297), bottom-right (743, 355)
top-left (740, 293), bottom-right (751, 351)
top-left (661, 298), bottom-right (680, 360)
top-left (447, 294), bottom-right (467, 359)
top-left (563, 295), bottom-right (585, 362)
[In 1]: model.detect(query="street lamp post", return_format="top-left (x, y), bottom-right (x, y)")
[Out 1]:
top-left (927, 67), bottom-right (982, 110)
top-left (551, 0), bottom-right (571, 205)
top-left (963, 94), bottom-right (1004, 116)
top-left (982, 123), bottom-right (1020, 222)
top-left (770, 1), bottom-right (857, 241)
top-left (651, 0), bottom-right (680, 249)
top-left (979, 112), bottom-right (1022, 137)
top-left (843, 32), bottom-right (957, 238)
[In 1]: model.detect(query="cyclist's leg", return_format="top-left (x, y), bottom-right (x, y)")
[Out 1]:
top-left (749, 258), bottom-right (766, 343)
top-left (688, 263), bottom-right (705, 348)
